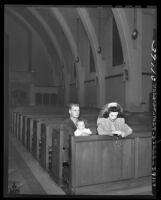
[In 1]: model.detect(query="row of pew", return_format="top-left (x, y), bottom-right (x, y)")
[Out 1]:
top-left (9, 106), bottom-right (152, 195)
top-left (10, 108), bottom-right (67, 173)
top-left (9, 106), bottom-right (98, 192)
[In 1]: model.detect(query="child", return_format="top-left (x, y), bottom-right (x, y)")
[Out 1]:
top-left (74, 120), bottom-right (92, 136)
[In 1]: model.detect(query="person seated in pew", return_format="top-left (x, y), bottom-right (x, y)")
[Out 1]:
top-left (98, 102), bottom-right (126, 121)
top-left (97, 102), bottom-right (133, 137)
top-left (61, 103), bottom-right (89, 133)
top-left (74, 120), bottom-right (92, 136)
top-left (61, 103), bottom-right (89, 164)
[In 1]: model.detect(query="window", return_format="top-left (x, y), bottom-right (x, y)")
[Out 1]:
top-left (89, 46), bottom-right (96, 73)
top-left (43, 93), bottom-right (49, 105)
top-left (112, 17), bottom-right (124, 66)
top-left (35, 93), bottom-right (57, 105)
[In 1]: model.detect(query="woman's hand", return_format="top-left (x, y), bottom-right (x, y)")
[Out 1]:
top-left (112, 130), bottom-right (122, 136)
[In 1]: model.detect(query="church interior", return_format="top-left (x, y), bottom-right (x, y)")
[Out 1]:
top-left (4, 5), bottom-right (156, 197)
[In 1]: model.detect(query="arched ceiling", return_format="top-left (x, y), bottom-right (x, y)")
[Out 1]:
top-left (5, 5), bottom-right (113, 77)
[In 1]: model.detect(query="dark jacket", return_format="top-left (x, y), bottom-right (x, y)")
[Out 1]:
top-left (61, 117), bottom-right (88, 162)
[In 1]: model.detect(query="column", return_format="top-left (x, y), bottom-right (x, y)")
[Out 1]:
top-left (29, 83), bottom-right (35, 105)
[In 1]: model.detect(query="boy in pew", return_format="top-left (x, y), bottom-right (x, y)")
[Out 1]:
top-left (74, 120), bottom-right (92, 136)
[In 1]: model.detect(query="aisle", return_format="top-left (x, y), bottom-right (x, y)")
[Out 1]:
top-left (8, 133), bottom-right (65, 195)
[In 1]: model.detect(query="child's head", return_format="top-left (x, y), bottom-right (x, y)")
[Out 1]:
top-left (77, 120), bottom-right (85, 130)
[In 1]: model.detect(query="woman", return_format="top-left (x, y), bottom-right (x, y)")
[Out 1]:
top-left (97, 102), bottom-right (133, 137)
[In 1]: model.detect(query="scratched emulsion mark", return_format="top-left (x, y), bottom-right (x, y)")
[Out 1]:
top-left (151, 28), bottom-right (157, 197)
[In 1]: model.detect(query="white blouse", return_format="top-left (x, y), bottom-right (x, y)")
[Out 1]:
top-left (97, 117), bottom-right (133, 137)
top-left (74, 128), bottom-right (92, 136)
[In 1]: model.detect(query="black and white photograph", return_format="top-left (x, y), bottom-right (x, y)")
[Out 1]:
top-left (3, 4), bottom-right (157, 198)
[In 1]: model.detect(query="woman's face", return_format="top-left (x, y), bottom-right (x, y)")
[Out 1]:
top-left (109, 112), bottom-right (118, 121)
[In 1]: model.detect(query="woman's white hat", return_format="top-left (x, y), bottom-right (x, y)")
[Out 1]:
top-left (98, 102), bottom-right (123, 117)
top-left (107, 102), bottom-right (118, 108)
top-left (107, 102), bottom-right (123, 112)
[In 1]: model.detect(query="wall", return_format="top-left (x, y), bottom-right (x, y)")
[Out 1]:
top-left (84, 80), bottom-right (97, 107)
top-left (5, 12), bottom-right (55, 86)
top-left (5, 12), bottom-right (57, 106)
top-left (55, 86), bottom-right (64, 105)
top-left (141, 9), bottom-right (156, 110)
top-left (78, 19), bottom-right (90, 69)
top-left (70, 83), bottom-right (78, 103)
top-left (32, 31), bottom-right (54, 86)
top-left (105, 76), bottom-right (125, 109)
top-left (6, 8), bottom-right (156, 110)
top-left (5, 14), bottom-right (29, 72)
top-left (124, 8), bottom-right (134, 38)
top-left (102, 11), bottom-right (112, 61)
top-left (10, 82), bottom-right (30, 106)
top-left (5, 14), bottom-right (30, 106)
top-left (104, 13), bottom-right (125, 109)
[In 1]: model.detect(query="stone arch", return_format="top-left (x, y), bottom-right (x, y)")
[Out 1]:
top-left (112, 8), bottom-right (142, 109)
top-left (27, 7), bottom-right (66, 81)
top-left (50, 8), bottom-right (85, 106)
top-left (5, 7), bottom-right (59, 83)
top-left (112, 8), bottom-right (131, 76)
top-left (77, 8), bottom-right (105, 107)
top-left (77, 7), bottom-right (142, 109)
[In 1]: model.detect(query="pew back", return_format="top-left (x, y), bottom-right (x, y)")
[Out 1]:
top-left (69, 132), bottom-right (152, 194)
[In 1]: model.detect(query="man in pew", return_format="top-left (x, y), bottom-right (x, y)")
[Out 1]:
top-left (61, 103), bottom-right (89, 151)
top-left (60, 103), bottom-right (89, 185)
top-left (62, 103), bottom-right (80, 133)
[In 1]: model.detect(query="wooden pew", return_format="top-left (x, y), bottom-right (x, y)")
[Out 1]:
top-left (17, 112), bottom-right (66, 149)
top-left (68, 131), bottom-right (152, 194)
top-left (24, 114), bottom-right (66, 151)
top-left (30, 117), bottom-right (62, 160)
top-left (30, 117), bottom-right (65, 161)
top-left (50, 115), bottom-right (99, 186)
top-left (10, 110), bottom-right (16, 134)
top-left (11, 104), bottom-right (67, 138)
top-left (11, 106), bottom-right (98, 140)
top-left (19, 112), bottom-right (97, 158)
top-left (51, 124), bottom-right (97, 187)
top-left (51, 127), bottom-right (151, 194)
top-left (12, 112), bottom-right (17, 135)
top-left (38, 120), bottom-right (64, 172)
top-left (12, 105), bottom-right (68, 115)
top-left (15, 112), bottom-right (23, 139)
top-left (51, 126), bottom-right (65, 186)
